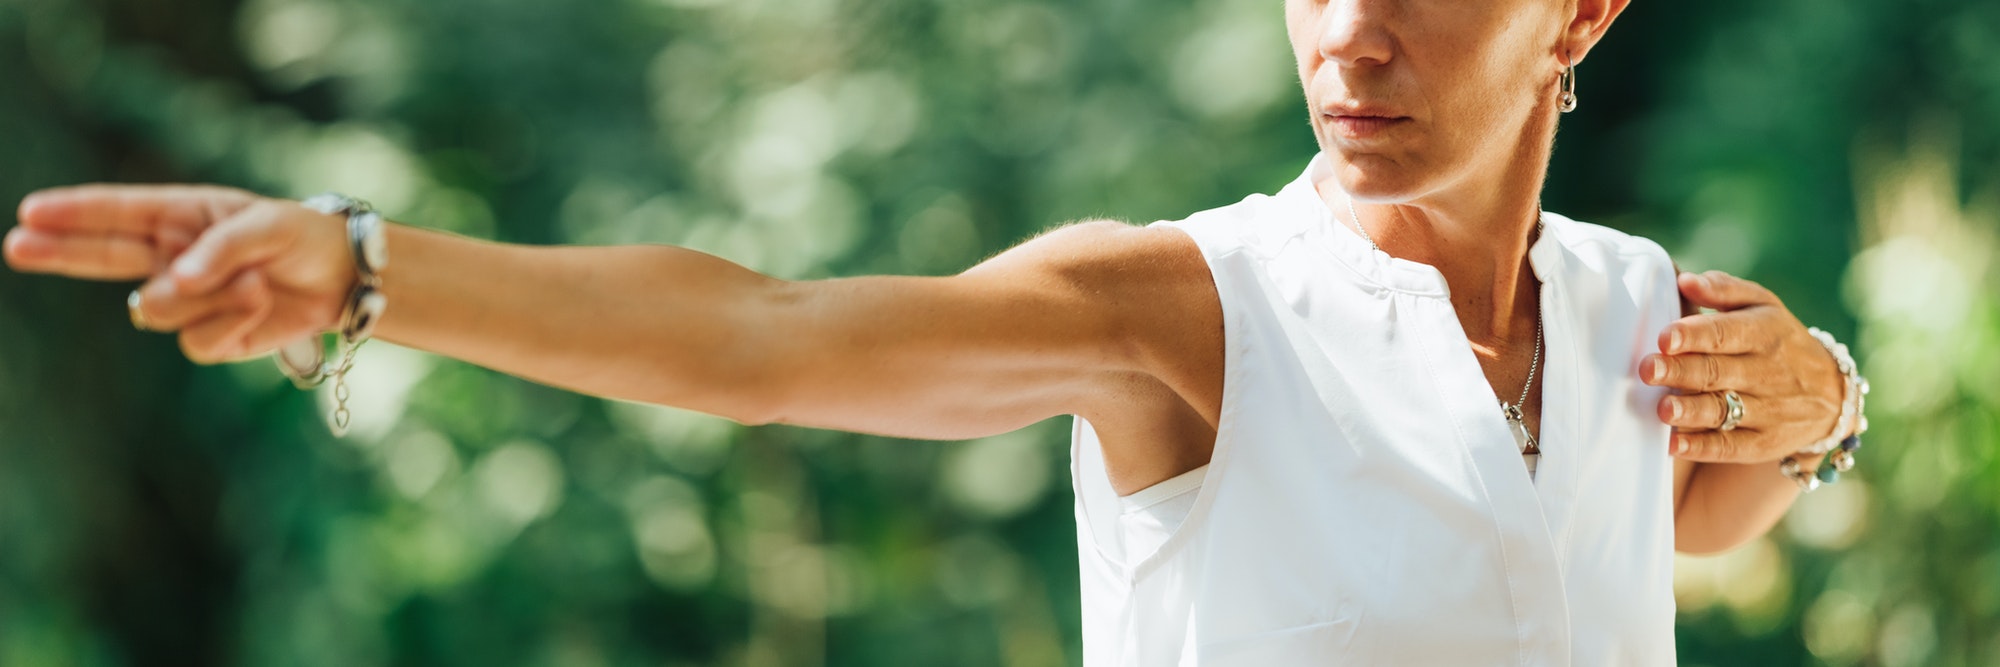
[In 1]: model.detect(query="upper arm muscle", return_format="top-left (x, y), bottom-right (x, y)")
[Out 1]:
top-left (751, 221), bottom-right (1223, 441)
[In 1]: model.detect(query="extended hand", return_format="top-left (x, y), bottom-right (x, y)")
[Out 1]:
top-left (1640, 270), bottom-right (1845, 462)
top-left (5, 185), bottom-right (354, 363)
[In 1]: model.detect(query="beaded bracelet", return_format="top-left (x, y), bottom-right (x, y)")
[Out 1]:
top-left (1780, 328), bottom-right (1870, 492)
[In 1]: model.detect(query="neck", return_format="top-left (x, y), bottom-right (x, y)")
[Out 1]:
top-left (1315, 114), bottom-right (1556, 344)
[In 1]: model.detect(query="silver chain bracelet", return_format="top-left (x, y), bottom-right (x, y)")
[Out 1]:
top-left (274, 193), bottom-right (389, 436)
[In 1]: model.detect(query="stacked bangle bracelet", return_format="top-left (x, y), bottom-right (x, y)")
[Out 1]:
top-left (1780, 327), bottom-right (1870, 492)
top-left (274, 192), bottom-right (389, 436)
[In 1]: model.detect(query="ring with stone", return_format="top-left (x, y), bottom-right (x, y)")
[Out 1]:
top-left (127, 289), bottom-right (152, 331)
top-left (1718, 390), bottom-right (1745, 432)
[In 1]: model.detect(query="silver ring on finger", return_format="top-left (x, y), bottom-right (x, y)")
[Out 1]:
top-left (1718, 390), bottom-right (1745, 432)
top-left (127, 289), bottom-right (153, 332)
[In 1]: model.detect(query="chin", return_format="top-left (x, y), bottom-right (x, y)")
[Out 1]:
top-left (1327, 155), bottom-right (1432, 204)
top-left (1316, 135), bottom-right (1436, 204)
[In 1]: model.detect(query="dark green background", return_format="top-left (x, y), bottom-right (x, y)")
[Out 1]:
top-left (1, 0), bottom-right (1996, 665)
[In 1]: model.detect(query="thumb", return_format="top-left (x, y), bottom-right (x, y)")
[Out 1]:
top-left (167, 201), bottom-right (297, 295)
top-left (1678, 270), bottom-right (1778, 312)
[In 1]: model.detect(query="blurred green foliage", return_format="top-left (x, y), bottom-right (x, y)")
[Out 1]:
top-left (0, 0), bottom-right (1995, 665)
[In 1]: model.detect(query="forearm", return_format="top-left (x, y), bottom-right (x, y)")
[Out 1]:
top-left (1674, 456), bottom-right (1808, 554)
top-left (375, 223), bottom-right (786, 422)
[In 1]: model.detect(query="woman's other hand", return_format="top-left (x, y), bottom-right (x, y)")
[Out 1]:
top-left (5, 185), bottom-right (355, 363)
top-left (1641, 270), bottom-right (1846, 463)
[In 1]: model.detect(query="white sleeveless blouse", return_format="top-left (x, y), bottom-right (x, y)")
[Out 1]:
top-left (1071, 155), bottom-right (1681, 666)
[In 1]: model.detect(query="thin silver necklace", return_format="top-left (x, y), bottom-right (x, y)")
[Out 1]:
top-left (1345, 197), bottom-right (1545, 475)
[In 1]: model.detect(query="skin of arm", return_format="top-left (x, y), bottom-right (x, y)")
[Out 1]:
top-left (365, 220), bottom-right (1224, 439)
top-left (1671, 454), bottom-right (1818, 555)
top-left (2, 186), bottom-right (1226, 455)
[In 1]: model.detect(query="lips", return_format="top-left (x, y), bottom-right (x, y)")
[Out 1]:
top-left (1320, 104), bottom-right (1410, 139)
top-left (1328, 115), bottom-right (1407, 135)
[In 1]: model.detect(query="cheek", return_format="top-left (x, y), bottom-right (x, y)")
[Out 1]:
top-left (1284, 5), bottom-right (1319, 83)
top-left (1415, 37), bottom-right (1549, 149)
top-left (1454, 57), bottom-right (1551, 148)
top-left (1406, 4), bottom-right (1551, 106)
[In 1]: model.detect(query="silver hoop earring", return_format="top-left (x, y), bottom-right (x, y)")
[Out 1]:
top-left (1557, 52), bottom-right (1578, 113)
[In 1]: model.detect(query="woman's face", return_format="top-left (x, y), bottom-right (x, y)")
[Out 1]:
top-left (1287, 0), bottom-right (1570, 203)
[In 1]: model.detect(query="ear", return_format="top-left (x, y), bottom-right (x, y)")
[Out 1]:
top-left (1561, 0), bottom-right (1632, 66)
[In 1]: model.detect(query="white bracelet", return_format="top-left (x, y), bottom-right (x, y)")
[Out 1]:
top-left (1780, 327), bottom-right (1869, 492)
top-left (1801, 327), bottom-right (1868, 455)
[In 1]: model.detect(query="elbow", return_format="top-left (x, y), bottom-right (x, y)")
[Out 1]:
top-left (641, 358), bottom-right (788, 427)
top-left (643, 279), bottom-right (797, 427)
top-left (676, 341), bottom-right (793, 428)
top-left (716, 284), bottom-right (801, 427)
top-left (719, 379), bottom-right (788, 427)
top-left (626, 362), bottom-right (783, 426)
top-left (722, 407), bottom-right (782, 428)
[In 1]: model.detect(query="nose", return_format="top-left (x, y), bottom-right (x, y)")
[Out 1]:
top-left (1318, 0), bottom-right (1393, 68)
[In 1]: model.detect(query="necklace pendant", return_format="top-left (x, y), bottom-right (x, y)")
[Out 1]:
top-left (1503, 402), bottom-right (1540, 480)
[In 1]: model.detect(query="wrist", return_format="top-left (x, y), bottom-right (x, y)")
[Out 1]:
top-left (269, 196), bottom-right (366, 333)
top-left (1800, 327), bottom-right (1868, 454)
top-left (275, 192), bottom-right (391, 436)
top-left (1780, 327), bottom-right (1869, 492)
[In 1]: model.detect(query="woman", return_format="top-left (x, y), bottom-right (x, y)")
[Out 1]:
top-left (4, 0), bottom-right (1860, 663)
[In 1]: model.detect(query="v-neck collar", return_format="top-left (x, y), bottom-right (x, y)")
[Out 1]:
top-left (1283, 152), bottom-right (1585, 664)
top-left (1409, 281), bottom-right (1578, 667)
top-left (1287, 154), bottom-right (1569, 302)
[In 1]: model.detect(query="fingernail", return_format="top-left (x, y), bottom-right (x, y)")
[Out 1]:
top-left (1695, 273), bottom-right (1712, 290)
top-left (1668, 329), bottom-right (1683, 354)
top-left (173, 256), bottom-right (204, 278)
top-left (1675, 435), bottom-right (1689, 455)
top-left (1668, 397), bottom-right (1683, 420)
top-left (1648, 358), bottom-right (1666, 383)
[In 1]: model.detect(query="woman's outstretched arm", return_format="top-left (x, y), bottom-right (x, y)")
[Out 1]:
top-left (3, 185), bottom-right (1224, 442)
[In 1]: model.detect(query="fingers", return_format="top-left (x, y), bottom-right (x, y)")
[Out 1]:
top-left (181, 313), bottom-right (267, 364)
top-left (1658, 391), bottom-right (1761, 431)
top-left (18, 184), bottom-right (253, 236)
top-left (236, 307), bottom-right (339, 361)
top-left (1656, 308), bottom-right (1776, 355)
top-left (1671, 429), bottom-right (1752, 462)
top-left (190, 303), bottom-right (339, 365)
top-left (1677, 270), bottom-right (1779, 312)
top-left (166, 203), bottom-right (299, 294)
top-left (132, 270), bottom-right (266, 332)
top-left (3, 227), bottom-right (158, 280)
top-left (9, 184), bottom-right (255, 280)
top-left (1641, 353), bottom-right (1751, 392)
top-left (1661, 390), bottom-right (1833, 462)
top-left (141, 268), bottom-right (337, 364)
top-left (174, 272), bottom-right (274, 364)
